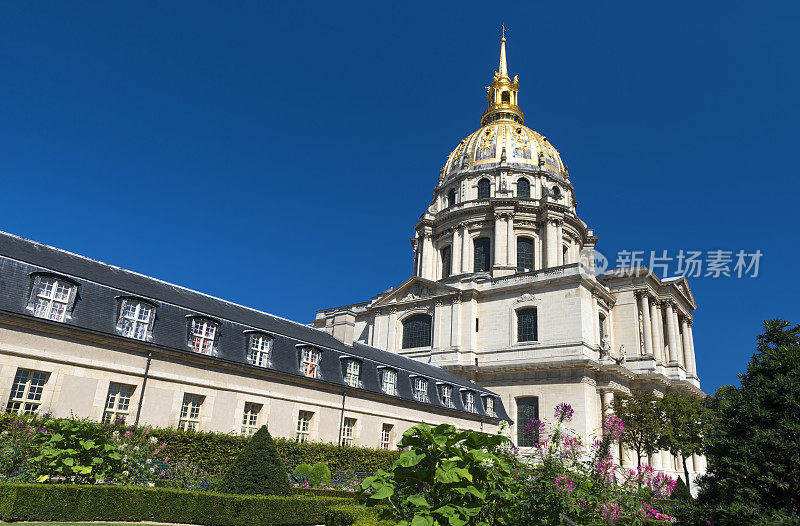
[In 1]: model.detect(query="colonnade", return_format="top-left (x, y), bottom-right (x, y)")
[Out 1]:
top-left (635, 291), bottom-right (696, 377)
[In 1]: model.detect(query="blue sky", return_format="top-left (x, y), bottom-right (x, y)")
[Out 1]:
top-left (1, 1), bottom-right (797, 394)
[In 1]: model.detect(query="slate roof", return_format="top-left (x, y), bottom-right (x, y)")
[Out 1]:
top-left (0, 230), bottom-right (509, 421)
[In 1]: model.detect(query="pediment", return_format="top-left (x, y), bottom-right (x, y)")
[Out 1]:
top-left (666, 276), bottom-right (697, 309)
top-left (371, 277), bottom-right (459, 307)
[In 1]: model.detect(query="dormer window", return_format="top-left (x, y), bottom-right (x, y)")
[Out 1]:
top-left (463, 390), bottom-right (476, 413)
top-left (380, 368), bottom-right (398, 396)
top-left (247, 334), bottom-right (272, 368)
top-left (411, 377), bottom-right (428, 403)
top-left (189, 318), bottom-right (218, 355)
top-left (483, 396), bottom-right (495, 417)
top-left (299, 347), bottom-right (321, 379)
top-left (29, 276), bottom-right (76, 322)
top-left (342, 359), bottom-right (361, 388)
top-left (118, 299), bottom-right (154, 340)
top-left (439, 384), bottom-right (454, 408)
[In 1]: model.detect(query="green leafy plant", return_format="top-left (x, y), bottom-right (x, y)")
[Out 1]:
top-left (31, 417), bottom-right (121, 483)
top-left (219, 425), bottom-right (291, 496)
top-left (612, 390), bottom-right (663, 468)
top-left (360, 423), bottom-right (517, 526)
top-left (657, 391), bottom-right (710, 494)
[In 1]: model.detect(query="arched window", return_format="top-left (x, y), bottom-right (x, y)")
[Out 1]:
top-left (501, 91), bottom-right (511, 103)
top-left (477, 178), bottom-right (491, 199)
top-left (402, 314), bottom-right (432, 349)
top-left (563, 244), bottom-right (569, 264)
top-left (517, 396), bottom-right (540, 447)
top-left (441, 246), bottom-right (452, 279)
top-left (517, 307), bottom-right (538, 342)
top-left (473, 237), bottom-right (491, 272)
top-left (517, 237), bottom-right (534, 273)
top-left (517, 178), bottom-right (530, 198)
top-left (447, 188), bottom-right (456, 207)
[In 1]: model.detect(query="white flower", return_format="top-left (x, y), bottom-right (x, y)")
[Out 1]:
top-left (122, 470), bottom-right (129, 476)
top-left (149, 436), bottom-right (158, 443)
top-left (133, 446), bottom-right (140, 451)
top-left (112, 431), bottom-right (119, 437)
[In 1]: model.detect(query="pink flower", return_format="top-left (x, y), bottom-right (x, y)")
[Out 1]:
top-left (598, 501), bottom-right (622, 523)
top-left (554, 402), bottom-right (574, 422)
top-left (603, 416), bottom-right (624, 442)
top-left (553, 474), bottom-right (576, 494)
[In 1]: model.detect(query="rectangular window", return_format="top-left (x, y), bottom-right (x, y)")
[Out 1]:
top-left (473, 237), bottom-right (491, 272)
top-left (381, 369), bottom-right (397, 396)
top-left (178, 393), bottom-right (204, 431)
top-left (463, 391), bottom-right (476, 413)
top-left (103, 382), bottom-right (135, 424)
top-left (248, 334), bottom-right (272, 368)
top-left (517, 308), bottom-right (538, 342)
top-left (380, 423), bottom-right (393, 450)
top-left (343, 359), bottom-right (361, 388)
top-left (341, 417), bottom-right (356, 446)
top-left (296, 410), bottom-right (313, 442)
top-left (517, 237), bottom-right (534, 272)
top-left (441, 246), bottom-right (451, 279)
top-left (599, 314), bottom-right (606, 343)
top-left (412, 377), bottom-right (428, 403)
top-left (190, 319), bottom-right (217, 355)
top-left (241, 402), bottom-right (261, 436)
top-left (300, 347), bottom-right (321, 378)
top-left (440, 384), bottom-right (454, 408)
top-left (517, 396), bottom-right (540, 447)
top-left (6, 369), bottom-right (49, 414)
top-left (31, 277), bottom-right (73, 322)
top-left (119, 300), bottom-right (153, 340)
top-left (484, 396), bottom-right (495, 418)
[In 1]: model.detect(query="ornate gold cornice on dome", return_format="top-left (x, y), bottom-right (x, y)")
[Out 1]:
top-left (481, 29), bottom-right (524, 127)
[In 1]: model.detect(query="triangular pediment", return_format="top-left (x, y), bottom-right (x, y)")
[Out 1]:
top-left (371, 277), bottom-right (459, 308)
top-left (666, 276), bottom-right (697, 309)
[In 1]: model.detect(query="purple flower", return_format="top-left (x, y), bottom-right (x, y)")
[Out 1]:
top-left (554, 402), bottom-right (574, 422)
top-left (603, 416), bottom-right (624, 442)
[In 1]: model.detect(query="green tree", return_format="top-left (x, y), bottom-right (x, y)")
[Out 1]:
top-left (697, 319), bottom-right (800, 519)
top-left (219, 425), bottom-right (291, 496)
top-left (657, 391), bottom-right (710, 494)
top-left (612, 390), bottom-right (663, 467)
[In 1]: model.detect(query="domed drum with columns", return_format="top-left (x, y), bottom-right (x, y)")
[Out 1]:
top-left (316, 34), bottom-right (707, 481)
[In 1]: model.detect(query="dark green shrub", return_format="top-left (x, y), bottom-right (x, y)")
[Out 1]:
top-left (293, 487), bottom-right (357, 499)
top-left (293, 463), bottom-right (313, 481)
top-left (671, 476), bottom-right (692, 501)
top-left (0, 482), bottom-right (350, 525)
top-left (324, 504), bottom-right (387, 526)
top-left (219, 426), bottom-right (290, 496)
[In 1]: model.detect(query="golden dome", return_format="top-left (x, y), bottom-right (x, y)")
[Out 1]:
top-left (441, 32), bottom-right (566, 180)
top-left (442, 122), bottom-right (565, 178)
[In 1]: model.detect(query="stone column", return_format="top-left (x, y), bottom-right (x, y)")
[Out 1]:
top-left (638, 291), bottom-right (654, 357)
top-left (450, 295), bottom-right (462, 349)
top-left (494, 213), bottom-right (507, 267)
top-left (452, 227), bottom-right (462, 275)
top-left (387, 307), bottom-right (398, 352)
top-left (672, 308), bottom-right (684, 366)
top-left (650, 450), bottom-right (663, 470)
top-left (680, 317), bottom-right (692, 371)
top-left (651, 301), bottom-right (665, 362)
top-left (687, 321), bottom-right (698, 377)
top-left (461, 226), bottom-right (470, 273)
top-left (556, 223), bottom-right (565, 266)
top-left (506, 214), bottom-right (515, 270)
top-left (664, 301), bottom-right (679, 363)
top-left (420, 233), bottom-right (434, 281)
top-left (545, 219), bottom-right (558, 268)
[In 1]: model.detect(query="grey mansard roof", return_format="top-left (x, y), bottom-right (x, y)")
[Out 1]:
top-left (0, 230), bottom-right (509, 421)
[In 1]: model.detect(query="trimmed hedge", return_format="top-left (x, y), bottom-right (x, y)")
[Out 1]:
top-left (293, 487), bottom-right (358, 499)
top-left (324, 504), bottom-right (389, 526)
top-left (150, 428), bottom-right (400, 474)
top-left (0, 483), bottom-right (350, 526)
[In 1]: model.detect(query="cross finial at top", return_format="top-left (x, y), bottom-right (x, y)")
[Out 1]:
top-left (502, 24), bottom-right (506, 40)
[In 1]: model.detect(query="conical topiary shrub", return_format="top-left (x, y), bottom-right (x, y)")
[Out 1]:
top-left (219, 425), bottom-right (291, 495)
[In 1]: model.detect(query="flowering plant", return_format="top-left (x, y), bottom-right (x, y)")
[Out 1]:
top-left (0, 413), bottom-right (44, 482)
top-left (110, 424), bottom-right (167, 486)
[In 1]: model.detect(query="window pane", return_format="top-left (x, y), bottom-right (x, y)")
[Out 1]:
top-left (441, 246), bottom-right (451, 279)
top-left (517, 237), bottom-right (534, 272)
top-left (473, 237), bottom-right (491, 272)
top-left (517, 397), bottom-right (540, 447)
top-left (517, 308), bottom-right (538, 342)
top-left (402, 314), bottom-right (432, 349)
top-left (477, 179), bottom-right (491, 199)
top-left (517, 178), bottom-right (530, 198)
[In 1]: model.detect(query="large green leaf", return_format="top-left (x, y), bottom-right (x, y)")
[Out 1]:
top-left (406, 494), bottom-right (430, 508)
top-left (369, 485), bottom-right (394, 500)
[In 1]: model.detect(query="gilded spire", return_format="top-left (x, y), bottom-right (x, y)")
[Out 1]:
top-left (481, 29), bottom-right (524, 126)
top-left (498, 25), bottom-right (508, 78)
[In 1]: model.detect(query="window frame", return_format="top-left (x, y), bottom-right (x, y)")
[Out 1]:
top-left (473, 236), bottom-right (491, 272)
top-left (380, 423), bottom-right (393, 450)
top-left (341, 358), bottom-right (362, 388)
top-left (440, 245), bottom-right (452, 279)
top-left (516, 396), bottom-right (540, 447)
top-left (517, 307), bottom-right (539, 343)
top-left (178, 393), bottom-right (204, 431)
top-left (462, 390), bottom-right (476, 413)
top-left (241, 402), bottom-right (262, 436)
top-left (117, 298), bottom-right (155, 341)
top-left (411, 376), bottom-right (429, 403)
top-left (516, 236), bottom-right (535, 273)
top-left (340, 417), bottom-right (356, 446)
top-left (517, 177), bottom-right (531, 198)
top-left (482, 395), bottom-right (496, 418)
top-left (402, 313), bottom-right (433, 349)
top-left (6, 368), bottom-right (49, 414)
top-left (438, 383), bottom-right (454, 408)
top-left (188, 318), bottom-right (219, 355)
top-left (299, 346), bottom-right (322, 379)
top-left (247, 333), bottom-right (273, 368)
top-left (103, 382), bottom-right (135, 424)
top-left (447, 188), bottom-right (457, 208)
top-left (380, 368), bottom-right (398, 396)
top-left (296, 410), bottom-right (313, 442)
top-left (477, 178), bottom-right (491, 199)
top-left (28, 275), bottom-right (77, 323)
